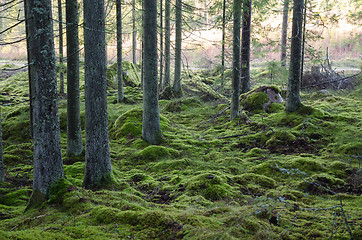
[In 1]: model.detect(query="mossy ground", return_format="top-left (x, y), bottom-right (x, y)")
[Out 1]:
top-left (0, 64), bottom-right (361, 239)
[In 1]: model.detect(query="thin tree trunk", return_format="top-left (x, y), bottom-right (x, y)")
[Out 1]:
top-left (300, 0), bottom-right (307, 86)
top-left (164, 0), bottom-right (171, 88)
top-left (132, 0), bottom-right (137, 67)
top-left (26, 0), bottom-right (64, 203)
top-left (286, 0), bottom-right (304, 112)
top-left (221, 0), bottom-right (226, 92)
top-left (116, 0), bottom-right (123, 102)
top-left (280, 0), bottom-right (289, 67)
top-left (58, 0), bottom-right (64, 94)
top-left (159, 0), bottom-right (164, 90)
top-left (241, 0), bottom-right (251, 93)
top-left (231, 0), bottom-right (241, 119)
top-left (142, 0), bottom-right (162, 145)
top-left (0, 109), bottom-right (3, 182)
top-left (66, 0), bottom-right (83, 156)
top-left (173, 0), bottom-right (182, 96)
top-left (23, 0), bottom-right (33, 138)
top-left (83, 0), bottom-right (112, 189)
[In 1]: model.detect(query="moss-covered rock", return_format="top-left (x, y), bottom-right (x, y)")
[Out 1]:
top-left (265, 130), bottom-right (296, 146)
top-left (107, 61), bottom-right (141, 88)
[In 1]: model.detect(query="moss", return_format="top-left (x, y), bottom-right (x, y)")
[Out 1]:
top-left (0, 188), bottom-right (31, 206)
top-left (266, 102), bottom-right (284, 113)
top-left (49, 178), bottom-right (73, 204)
top-left (63, 162), bottom-right (85, 186)
top-left (133, 145), bottom-right (179, 163)
top-left (111, 108), bottom-right (170, 139)
top-left (241, 91), bottom-right (269, 113)
top-left (107, 61), bottom-right (141, 88)
top-left (289, 157), bottom-right (325, 173)
top-left (246, 148), bottom-right (268, 157)
top-left (186, 172), bottom-right (233, 201)
top-left (265, 130), bottom-right (296, 146)
top-left (233, 173), bottom-right (276, 189)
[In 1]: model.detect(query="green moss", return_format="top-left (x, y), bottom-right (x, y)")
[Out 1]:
top-left (186, 172), bottom-right (233, 200)
top-left (266, 102), bottom-right (284, 113)
top-left (246, 148), bottom-right (268, 157)
top-left (241, 91), bottom-right (269, 112)
top-left (111, 108), bottom-right (170, 139)
top-left (49, 178), bottom-right (73, 204)
top-left (133, 145), bottom-right (179, 162)
top-left (63, 162), bottom-right (85, 186)
top-left (265, 130), bottom-right (296, 146)
top-left (233, 173), bottom-right (276, 189)
top-left (289, 157), bottom-right (325, 173)
top-left (0, 188), bottom-right (31, 206)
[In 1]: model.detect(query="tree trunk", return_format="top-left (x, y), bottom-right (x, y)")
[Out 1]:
top-left (173, 0), bottom-right (182, 96)
top-left (231, 0), bottom-right (241, 119)
top-left (241, 0), bottom-right (251, 93)
top-left (83, 0), bottom-right (112, 189)
top-left (142, 0), bottom-right (162, 145)
top-left (132, 0), bottom-right (137, 67)
top-left (0, 109), bottom-right (3, 182)
top-left (23, 0), bottom-right (33, 138)
top-left (280, 0), bottom-right (290, 67)
top-left (300, 0), bottom-right (307, 86)
top-left (159, 0), bottom-right (164, 90)
top-left (164, 0), bottom-right (171, 88)
top-left (26, 0), bottom-right (64, 201)
top-left (286, 0), bottom-right (304, 112)
top-left (66, 0), bottom-right (83, 156)
top-left (221, 0), bottom-right (226, 92)
top-left (58, 0), bottom-right (64, 94)
top-left (116, 0), bottom-right (123, 102)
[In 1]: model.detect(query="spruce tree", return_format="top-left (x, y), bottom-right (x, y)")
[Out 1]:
top-left (26, 0), bottom-right (64, 203)
top-left (66, 0), bottom-right (83, 156)
top-left (142, 0), bottom-right (162, 145)
top-left (83, 0), bottom-right (112, 189)
top-left (286, 0), bottom-right (304, 112)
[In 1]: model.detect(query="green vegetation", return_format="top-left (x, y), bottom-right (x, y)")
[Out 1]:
top-left (0, 65), bottom-right (361, 239)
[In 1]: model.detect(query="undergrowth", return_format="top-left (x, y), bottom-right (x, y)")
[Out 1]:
top-left (0, 64), bottom-right (361, 239)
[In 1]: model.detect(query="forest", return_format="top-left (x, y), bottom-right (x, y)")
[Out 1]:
top-left (0, 0), bottom-right (361, 239)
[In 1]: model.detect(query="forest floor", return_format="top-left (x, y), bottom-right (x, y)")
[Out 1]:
top-left (0, 62), bottom-right (361, 239)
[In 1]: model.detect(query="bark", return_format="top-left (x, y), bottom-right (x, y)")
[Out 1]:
top-left (241, 0), bottom-right (252, 93)
top-left (231, 0), bottom-right (241, 119)
top-left (286, 0), bottom-right (304, 112)
top-left (159, 0), bottom-right (164, 90)
top-left (132, 0), bottom-right (137, 67)
top-left (83, 0), bottom-right (112, 189)
top-left (280, 0), bottom-right (290, 67)
top-left (142, 0), bottom-right (162, 145)
top-left (173, 0), bottom-right (182, 96)
top-left (26, 0), bottom-right (64, 199)
top-left (23, 0), bottom-right (33, 137)
top-left (164, 0), bottom-right (171, 88)
top-left (66, 0), bottom-right (83, 156)
top-left (58, 0), bottom-right (64, 94)
top-left (300, 0), bottom-right (307, 86)
top-left (221, 0), bottom-right (226, 91)
top-left (116, 0), bottom-right (123, 102)
top-left (0, 109), bottom-right (3, 182)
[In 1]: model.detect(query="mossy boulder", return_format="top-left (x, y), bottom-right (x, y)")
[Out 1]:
top-left (164, 97), bottom-right (203, 112)
top-left (241, 86), bottom-right (284, 113)
top-left (107, 61), bottom-right (141, 88)
top-left (110, 108), bottom-right (170, 139)
top-left (182, 76), bottom-right (227, 102)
